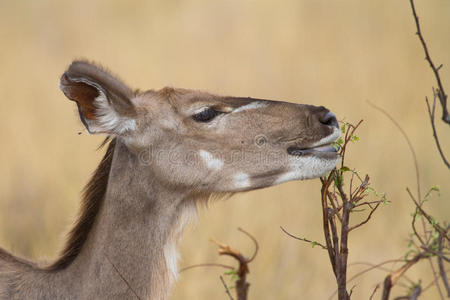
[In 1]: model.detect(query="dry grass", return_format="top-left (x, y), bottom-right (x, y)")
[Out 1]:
top-left (0, 0), bottom-right (449, 299)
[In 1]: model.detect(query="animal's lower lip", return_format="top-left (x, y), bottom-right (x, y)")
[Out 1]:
top-left (287, 144), bottom-right (338, 156)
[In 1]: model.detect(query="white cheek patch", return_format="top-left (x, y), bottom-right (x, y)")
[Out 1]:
top-left (310, 127), bottom-right (341, 147)
top-left (88, 92), bottom-right (136, 134)
top-left (233, 172), bottom-right (251, 188)
top-left (233, 101), bottom-right (269, 113)
top-left (274, 156), bottom-right (339, 185)
top-left (199, 150), bottom-right (224, 170)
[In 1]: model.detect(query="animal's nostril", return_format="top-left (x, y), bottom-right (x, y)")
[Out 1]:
top-left (320, 112), bottom-right (339, 128)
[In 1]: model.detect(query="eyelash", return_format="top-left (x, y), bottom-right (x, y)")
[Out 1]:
top-left (192, 108), bottom-right (223, 123)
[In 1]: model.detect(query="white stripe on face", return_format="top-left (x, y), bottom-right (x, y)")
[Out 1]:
top-left (233, 101), bottom-right (269, 113)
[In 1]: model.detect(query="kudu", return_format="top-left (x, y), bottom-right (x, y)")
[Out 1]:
top-left (0, 61), bottom-right (341, 299)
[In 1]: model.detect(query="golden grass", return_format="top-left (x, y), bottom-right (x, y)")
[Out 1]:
top-left (0, 0), bottom-right (449, 299)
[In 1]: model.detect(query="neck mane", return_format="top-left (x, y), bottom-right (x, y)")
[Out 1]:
top-left (46, 138), bottom-right (116, 270)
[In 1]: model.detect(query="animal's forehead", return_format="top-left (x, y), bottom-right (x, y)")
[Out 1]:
top-left (138, 87), bottom-right (267, 109)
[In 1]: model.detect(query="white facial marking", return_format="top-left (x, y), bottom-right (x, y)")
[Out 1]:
top-left (310, 127), bottom-right (341, 147)
top-left (233, 101), bottom-right (269, 113)
top-left (164, 202), bottom-right (197, 285)
top-left (88, 92), bottom-right (136, 134)
top-left (274, 155), bottom-right (339, 185)
top-left (233, 172), bottom-right (251, 188)
top-left (199, 150), bottom-right (224, 170)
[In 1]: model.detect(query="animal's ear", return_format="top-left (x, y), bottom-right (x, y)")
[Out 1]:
top-left (59, 61), bottom-right (137, 134)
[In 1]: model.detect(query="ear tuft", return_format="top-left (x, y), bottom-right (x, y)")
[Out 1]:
top-left (59, 61), bottom-right (137, 135)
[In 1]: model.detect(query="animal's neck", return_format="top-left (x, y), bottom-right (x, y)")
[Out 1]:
top-left (64, 140), bottom-right (196, 299)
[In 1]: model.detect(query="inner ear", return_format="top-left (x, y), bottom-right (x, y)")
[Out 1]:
top-left (60, 74), bottom-right (100, 122)
top-left (59, 61), bottom-right (137, 135)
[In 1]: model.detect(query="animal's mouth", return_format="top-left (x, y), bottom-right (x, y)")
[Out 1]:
top-left (287, 143), bottom-right (338, 156)
top-left (287, 128), bottom-right (341, 157)
top-left (286, 127), bottom-right (341, 157)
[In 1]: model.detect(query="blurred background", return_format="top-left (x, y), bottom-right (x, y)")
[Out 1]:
top-left (0, 0), bottom-right (449, 299)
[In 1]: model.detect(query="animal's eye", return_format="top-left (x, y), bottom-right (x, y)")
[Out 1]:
top-left (192, 108), bottom-right (222, 122)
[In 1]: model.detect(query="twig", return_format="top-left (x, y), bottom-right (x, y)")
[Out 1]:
top-left (220, 275), bottom-right (235, 300)
top-left (394, 285), bottom-right (421, 300)
top-left (381, 252), bottom-right (427, 300)
top-left (328, 259), bottom-right (414, 300)
top-left (410, 285), bottom-right (422, 300)
top-left (237, 227), bottom-right (259, 262)
top-left (179, 263), bottom-right (234, 273)
top-left (105, 254), bottom-right (142, 300)
top-left (368, 101), bottom-right (421, 202)
top-left (210, 228), bottom-right (258, 300)
top-left (421, 268), bottom-right (450, 294)
top-left (426, 96), bottom-right (450, 168)
top-left (321, 176), bottom-right (337, 278)
top-left (438, 229), bottom-right (450, 297)
top-left (182, 229), bottom-right (257, 300)
top-left (348, 201), bottom-right (381, 232)
top-left (369, 284), bottom-right (380, 300)
top-left (409, 0), bottom-right (449, 124)
top-left (339, 120), bottom-right (363, 168)
top-left (427, 257), bottom-right (445, 300)
top-left (280, 226), bottom-right (327, 250)
top-left (406, 188), bottom-right (449, 242)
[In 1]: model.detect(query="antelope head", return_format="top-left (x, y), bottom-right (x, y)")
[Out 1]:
top-left (60, 61), bottom-right (340, 197)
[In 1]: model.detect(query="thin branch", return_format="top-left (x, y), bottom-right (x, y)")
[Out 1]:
top-left (179, 263), bottom-right (234, 273)
top-left (339, 120), bottom-right (363, 168)
top-left (211, 228), bottom-right (257, 300)
top-left (349, 201), bottom-right (381, 232)
top-left (406, 188), bottom-right (449, 242)
top-left (220, 275), bottom-right (235, 300)
top-left (411, 202), bottom-right (426, 246)
top-left (280, 226), bottom-right (327, 250)
top-left (369, 284), bottom-right (380, 300)
top-left (409, 0), bottom-right (449, 124)
top-left (328, 259), bottom-right (412, 300)
top-left (427, 257), bottom-right (445, 300)
top-left (368, 101), bottom-right (421, 202)
top-left (349, 260), bottom-right (416, 285)
top-left (321, 176), bottom-right (337, 277)
top-left (237, 227), bottom-right (259, 262)
top-left (426, 96), bottom-right (450, 168)
top-left (381, 252), bottom-right (427, 300)
top-left (438, 229), bottom-right (450, 297)
top-left (422, 268), bottom-right (450, 294)
top-left (105, 254), bottom-right (143, 300)
top-left (410, 285), bottom-right (422, 300)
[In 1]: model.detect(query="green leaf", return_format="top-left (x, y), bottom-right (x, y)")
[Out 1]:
top-left (351, 135), bottom-right (359, 142)
top-left (224, 270), bottom-right (237, 276)
top-left (340, 166), bottom-right (351, 172)
top-left (334, 172), bottom-right (344, 187)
